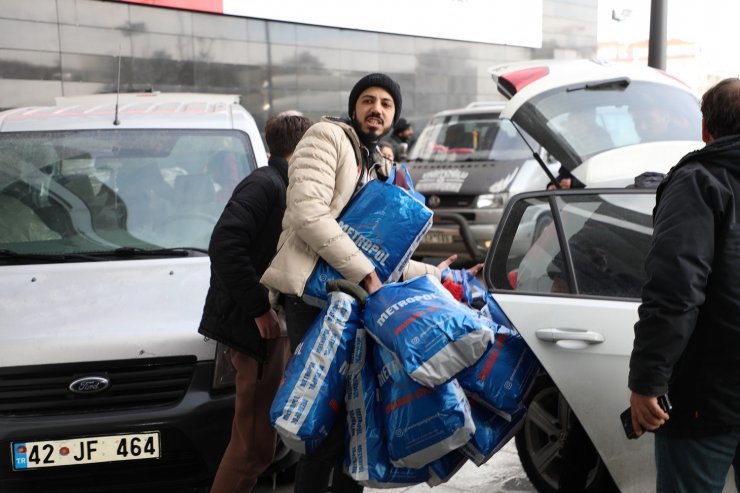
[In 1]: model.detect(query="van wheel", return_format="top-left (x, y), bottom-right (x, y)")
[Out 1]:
top-left (515, 375), bottom-right (618, 493)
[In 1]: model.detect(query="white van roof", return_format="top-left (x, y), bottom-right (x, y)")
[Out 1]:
top-left (54, 92), bottom-right (241, 106)
top-left (0, 93), bottom-right (268, 166)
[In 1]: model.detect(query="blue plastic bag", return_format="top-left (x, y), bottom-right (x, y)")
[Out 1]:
top-left (302, 179), bottom-right (433, 307)
top-left (344, 329), bottom-right (430, 487)
top-left (443, 267), bottom-right (488, 308)
top-left (387, 162), bottom-right (425, 204)
top-left (271, 290), bottom-right (362, 454)
top-left (364, 274), bottom-right (493, 387)
top-left (426, 450), bottom-right (469, 486)
top-left (371, 343), bottom-right (475, 469)
top-left (456, 324), bottom-right (540, 420)
top-left (461, 401), bottom-right (526, 466)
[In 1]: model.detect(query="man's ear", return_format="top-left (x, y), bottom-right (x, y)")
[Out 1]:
top-left (701, 118), bottom-right (713, 144)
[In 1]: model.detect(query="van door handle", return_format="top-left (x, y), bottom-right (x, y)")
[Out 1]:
top-left (535, 328), bottom-right (605, 344)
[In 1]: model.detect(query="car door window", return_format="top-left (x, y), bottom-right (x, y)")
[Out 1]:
top-left (489, 191), bottom-right (655, 299)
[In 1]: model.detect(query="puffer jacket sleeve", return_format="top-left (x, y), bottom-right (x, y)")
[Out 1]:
top-left (285, 122), bottom-right (375, 283)
top-left (403, 259), bottom-right (441, 280)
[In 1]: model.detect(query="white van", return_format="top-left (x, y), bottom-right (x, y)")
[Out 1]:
top-left (0, 94), bottom-right (278, 491)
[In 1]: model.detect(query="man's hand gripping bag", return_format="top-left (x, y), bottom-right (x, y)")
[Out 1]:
top-left (363, 274), bottom-right (493, 387)
top-left (270, 288), bottom-right (362, 454)
top-left (302, 179), bottom-right (432, 307)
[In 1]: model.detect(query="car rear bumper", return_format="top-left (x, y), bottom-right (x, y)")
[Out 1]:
top-left (0, 361), bottom-right (234, 493)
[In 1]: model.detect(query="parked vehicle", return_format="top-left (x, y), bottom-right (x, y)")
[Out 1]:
top-left (0, 94), bottom-right (295, 492)
top-left (406, 102), bottom-right (553, 263)
top-left (484, 178), bottom-right (737, 492)
top-left (406, 59), bottom-right (702, 265)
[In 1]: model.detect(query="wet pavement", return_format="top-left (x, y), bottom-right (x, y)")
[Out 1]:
top-left (253, 440), bottom-right (535, 493)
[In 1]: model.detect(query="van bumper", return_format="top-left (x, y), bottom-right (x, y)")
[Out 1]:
top-left (0, 361), bottom-right (234, 493)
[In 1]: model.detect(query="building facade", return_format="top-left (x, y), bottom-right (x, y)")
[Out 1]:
top-left (0, 0), bottom-right (598, 132)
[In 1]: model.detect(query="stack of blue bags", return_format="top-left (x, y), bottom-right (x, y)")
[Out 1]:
top-left (270, 172), bottom-right (540, 488)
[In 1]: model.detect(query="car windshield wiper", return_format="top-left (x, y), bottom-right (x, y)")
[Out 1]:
top-left (101, 247), bottom-right (209, 258)
top-left (566, 77), bottom-right (631, 92)
top-left (0, 249), bottom-right (100, 263)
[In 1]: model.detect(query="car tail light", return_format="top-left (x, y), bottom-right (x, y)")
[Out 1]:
top-left (656, 68), bottom-right (690, 88)
top-left (496, 67), bottom-right (550, 98)
top-left (507, 270), bottom-right (518, 289)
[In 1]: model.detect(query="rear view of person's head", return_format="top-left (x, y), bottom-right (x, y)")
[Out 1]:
top-left (265, 112), bottom-right (313, 159)
top-left (701, 77), bottom-right (740, 140)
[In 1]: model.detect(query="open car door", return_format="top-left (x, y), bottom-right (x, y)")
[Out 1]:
top-left (484, 189), bottom-right (658, 493)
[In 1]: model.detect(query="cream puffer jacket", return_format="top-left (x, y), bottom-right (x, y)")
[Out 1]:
top-left (261, 117), bottom-right (439, 299)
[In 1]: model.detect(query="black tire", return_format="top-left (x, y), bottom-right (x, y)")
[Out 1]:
top-left (515, 374), bottom-right (618, 493)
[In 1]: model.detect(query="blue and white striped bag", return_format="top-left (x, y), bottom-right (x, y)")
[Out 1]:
top-left (302, 179), bottom-right (432, 307)
top-left (270, 290), bottom-right (362, 454)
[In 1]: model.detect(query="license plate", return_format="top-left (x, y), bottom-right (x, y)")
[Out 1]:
top-left (12, 432), bottom-right (160, 470)
top-left (424, 230), bottom-right (454, 244)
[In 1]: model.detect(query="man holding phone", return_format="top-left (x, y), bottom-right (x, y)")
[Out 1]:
top-left (628, 78), bottom-right (740, 492)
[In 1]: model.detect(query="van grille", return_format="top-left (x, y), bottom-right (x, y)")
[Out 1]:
top-left (422, 194), bottom-right (476, 208)
top-left (0, 357), bottom-right (196, 416)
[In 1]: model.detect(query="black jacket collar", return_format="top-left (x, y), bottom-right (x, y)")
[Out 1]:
top-left (268, 155), bottom-right (289, 186)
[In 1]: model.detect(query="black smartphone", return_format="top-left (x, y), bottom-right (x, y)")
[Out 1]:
top-left (620, 393), bottom-right (672, 439)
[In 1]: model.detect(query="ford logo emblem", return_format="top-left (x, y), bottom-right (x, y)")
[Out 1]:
top-left (69, 376), bottom-right (110, 394)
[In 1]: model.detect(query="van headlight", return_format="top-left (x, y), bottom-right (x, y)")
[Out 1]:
top-left (212, 342), bottom-right (236, 390)
top-left (476, 192), bottom-right (509, 209)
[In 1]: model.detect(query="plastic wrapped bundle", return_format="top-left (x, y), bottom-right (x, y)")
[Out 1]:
top-left (372, 343), bottom-right (475, 469)
top-left (457, 326), bottom-right (540, 420)
top-left (271, 290), bottom-right (362, 454)
top-left (302, 179), bottom-right (433, 307)
top-left (461, 401), bottom-right (526, 466)
top-left (364, 274), bottom-right (493, 387)
top-left (344, 329), bottom-right (430, 488)
top-left (443, 267), bottom-right (488, 308)
top-left (426, 450), bottom-right (468, 487)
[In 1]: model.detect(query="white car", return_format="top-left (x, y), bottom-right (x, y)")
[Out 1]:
top-left (0, 94), bottom-right (297, 492)
top-left (484, 180), bottom-right (737, 492)
top-left (407, 58), bottom-right (703, 265)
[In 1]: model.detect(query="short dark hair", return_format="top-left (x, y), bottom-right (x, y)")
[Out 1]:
top-left (701, 78), bottom-right (740, 139)
top-left (265, 113), bottom-right (313, 158)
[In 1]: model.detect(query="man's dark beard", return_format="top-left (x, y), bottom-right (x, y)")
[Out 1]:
top-left (351, 114), bottom-right (391, 146)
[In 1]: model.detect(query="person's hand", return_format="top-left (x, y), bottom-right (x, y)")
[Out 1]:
top-left (437, 254), bottom-right (458, 279)
top-left (254, 309), bottom-right (282, 339)
top-left (629, 391), bottom-right (669, 437)
top-left (547, 177), bottom-right (572, 190)
top-left (363, 271), bottom-right (383, 294)
top-left (467, 262), bottom-right (484, 277)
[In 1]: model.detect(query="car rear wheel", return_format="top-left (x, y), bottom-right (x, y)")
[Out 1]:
top-left (515, 375), bottom-right (618, 493)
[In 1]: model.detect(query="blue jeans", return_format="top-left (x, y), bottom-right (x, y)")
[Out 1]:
top-left (655, 430), bottom-right (740, 493)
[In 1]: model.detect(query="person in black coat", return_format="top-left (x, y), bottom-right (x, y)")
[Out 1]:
top-left (199, 112), bottom-right (313, 493)
top-left (628, 77), bottom-right (740, 492)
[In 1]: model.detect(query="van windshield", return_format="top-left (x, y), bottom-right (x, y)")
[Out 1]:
top-left (0, 129), bottom-right (256, 258)
top-left (409, 113), bottom-right (536, 163)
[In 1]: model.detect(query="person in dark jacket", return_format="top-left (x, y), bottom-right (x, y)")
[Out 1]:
top-left (199, 112), bottom-right (313, 493)
top-left (628, 77), bottom-right (740, 492)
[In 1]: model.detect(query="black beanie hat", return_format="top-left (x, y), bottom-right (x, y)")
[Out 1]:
top-left (348, 73), bottom-right (402, 125)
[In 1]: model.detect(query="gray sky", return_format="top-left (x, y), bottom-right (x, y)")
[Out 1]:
top-left (597, 0), bottom-right (739, 76)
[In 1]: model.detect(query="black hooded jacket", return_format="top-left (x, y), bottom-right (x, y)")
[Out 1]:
top-left (197, 156), bottom-right (288, 362)
top-left (629, 135), bottom-right (740, 436)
